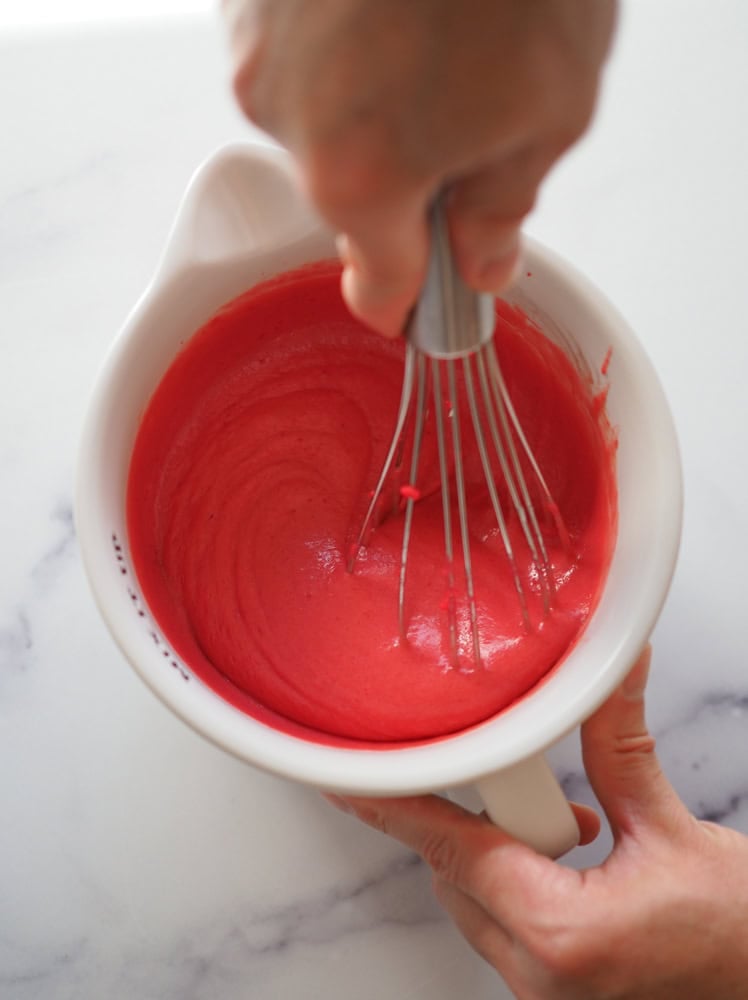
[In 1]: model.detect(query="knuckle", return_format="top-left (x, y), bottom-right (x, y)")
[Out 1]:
top-left (419, 830), bottom-right (462, 882)
top-left (613, 731), bottom-right (657, 759)
top-left (450, 170), bottom-right (538, 227)
top-left (551, 95), bottom-right (597, 154)
top-left (231, 51), bottom-right (266, 127)
top-left (354, 803), bottom-right (390, 835)
top-left (306, 156), bottom-right (393, 223)
top-left (454, 205), bottom-right (531, 241)
top-left (306, 139), bottom-right (426, 232)
top-left (531, 930), bottom-right (602, 986)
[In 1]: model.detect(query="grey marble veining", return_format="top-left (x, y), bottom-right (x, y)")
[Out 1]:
top-left (2, 3), bottom-right (748, 998)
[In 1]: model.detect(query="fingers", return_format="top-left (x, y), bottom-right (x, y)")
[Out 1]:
top-left (330, 143), bottom-right (553, 332)
top-left (571, 801), bottom-right (602, 845)
top-left (223, 0), bottom-right (616, 339)
top-left (446, 144), bottom-right (553, 292)
top-left (328, 792), bottom-right (600, 849)
top-left (301, 148), bottom-right (433, 337)
top-left (336, 140), bottom-right (563, 331)
top-left (224, 0), bottom-right (270, 127)
top-left (581, 647), bottom-right (687, 838)
top-left (324, 793), bottom-right (575, 923)
top-left (336, 223), bottom-right (429, 338)
top-left (432, 876), bottom-right (514, 970)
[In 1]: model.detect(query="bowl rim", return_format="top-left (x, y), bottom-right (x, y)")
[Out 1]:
top-left (75, 142), bottom-right (683, 794)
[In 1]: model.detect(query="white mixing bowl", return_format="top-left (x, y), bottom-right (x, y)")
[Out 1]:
top-left (75, 141), bottom-right (682, 857)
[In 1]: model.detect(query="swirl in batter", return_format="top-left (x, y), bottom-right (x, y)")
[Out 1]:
top-left (127, 263), bottom-right (616, 744)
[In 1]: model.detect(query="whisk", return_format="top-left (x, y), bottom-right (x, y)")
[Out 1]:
top-left (347, 199), bottom-right (567, 667)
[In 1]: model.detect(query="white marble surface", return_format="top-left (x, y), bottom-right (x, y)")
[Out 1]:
top-left (2, 4), bottom-right (748, 997)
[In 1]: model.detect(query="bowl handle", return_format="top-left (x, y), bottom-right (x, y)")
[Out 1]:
top-left (155, 140), bottom-right (328, 280)
top-left (474, 754), bottom-right (580, 858)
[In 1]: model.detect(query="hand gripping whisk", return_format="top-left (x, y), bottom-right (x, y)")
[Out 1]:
top-left (347, 200), bottom-right (568, 667)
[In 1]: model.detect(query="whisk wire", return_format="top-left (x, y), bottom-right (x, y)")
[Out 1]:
top-left (431, 358), bottom-right (460, 664)
top-left (484, 343), bottom-right (555, 609)
top-left (487, 343), bottom-right (570, 555)
top-left (464, 349), bottom-right (532, 630)
top-left (446, 358), bottom-right (483, 664)
top-left (347, 196), bottom-right (568, 667)
top-left (398, 350), bottom-right (428, 637)
top-left (347, 343), bottom-right (417, 571)
top-left (475, 346), bottom-right (550, 612)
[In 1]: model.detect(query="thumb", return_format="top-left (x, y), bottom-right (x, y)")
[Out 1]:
top-left (303, 151), bottom-right (433, 338)
top-left (337, 217), bottom-right (429, 338)
top-left (581, 646), bottom-right (685, 837)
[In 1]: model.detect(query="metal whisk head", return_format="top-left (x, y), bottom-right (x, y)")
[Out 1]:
top-left (347, 200), bottom-right (568, 667)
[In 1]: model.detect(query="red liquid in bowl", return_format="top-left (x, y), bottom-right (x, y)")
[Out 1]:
top-left (127, 263), bottom-right (616, 745)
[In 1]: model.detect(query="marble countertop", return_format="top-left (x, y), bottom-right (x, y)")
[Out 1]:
top-left (2, 4), bottom-right (747, 998)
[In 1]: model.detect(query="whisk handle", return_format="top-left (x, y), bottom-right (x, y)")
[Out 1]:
top-left (475, 755), bottom-right (580, 858)
top-left (407, 198), bottom-right (495, 360)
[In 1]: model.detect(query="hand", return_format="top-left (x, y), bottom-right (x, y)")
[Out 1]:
top-left (326, 649), bottom-right (748, 999)
top-left (223, 0), bottom-right (617, 335)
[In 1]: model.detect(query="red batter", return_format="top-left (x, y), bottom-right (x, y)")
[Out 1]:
top-left (127, 263), bottom-right (616, 745)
